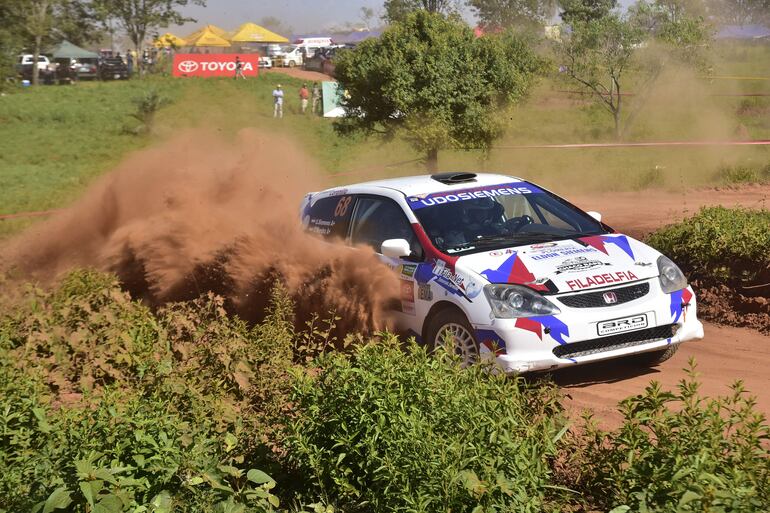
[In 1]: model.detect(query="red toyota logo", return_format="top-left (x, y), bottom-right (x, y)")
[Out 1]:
top-left (603, 291), bottom-right (618, 304)
top-left (178, 60), bottom-right (199, 73)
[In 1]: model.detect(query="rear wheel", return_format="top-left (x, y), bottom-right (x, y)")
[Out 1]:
top-left (633, 344), bottom-right (679, 366)
top-left (426, 309), bottom-right (478, 367)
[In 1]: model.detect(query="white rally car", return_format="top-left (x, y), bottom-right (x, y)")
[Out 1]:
top-left (301, 172), bottom-right (704, 373)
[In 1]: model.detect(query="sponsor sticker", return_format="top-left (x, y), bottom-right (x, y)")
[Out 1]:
top-left (399, 264), bottom-right (417, 278)
top-left (565, 270), bottom-right (639, 290)
top-left (173, 54), bottom-right (260, 78)
top-left (407, 182), bottom-right (542, 210)
top-left (431, 261), bottom-right (482, 299)
top-left (530, 247), bottom-right (600, 260)
top-left (597, 314), bottom-right (648, 336)
top-left (555, 256), bottom-right (607, 274)
top-left (400, 279), bottom-right (415, 315)
top-left (418, 283), bottom-right (433, 301)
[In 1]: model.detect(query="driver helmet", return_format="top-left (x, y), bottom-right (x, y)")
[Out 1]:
top-left (463, 198), bottom-right (504, 226)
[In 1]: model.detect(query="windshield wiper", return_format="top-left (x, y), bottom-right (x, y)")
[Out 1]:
top-left (445, 232), bottom-right (560, 253)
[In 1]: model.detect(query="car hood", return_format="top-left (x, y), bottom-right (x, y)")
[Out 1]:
top-left (456, 234), bottom-right (661, 295)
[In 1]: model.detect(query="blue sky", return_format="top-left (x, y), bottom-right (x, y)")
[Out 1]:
top-left (175, 0), bottom-right (635, 35)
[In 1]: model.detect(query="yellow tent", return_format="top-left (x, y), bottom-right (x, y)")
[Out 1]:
top-left (229, 22), bottom-right (289, 43)
top-left (184, 26), bottom-right (231, 47)
top-left (154, 33), bottom-right (186, 48)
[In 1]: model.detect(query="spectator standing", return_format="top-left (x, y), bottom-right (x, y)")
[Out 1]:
top-left (299, 83), bottom-right (310, 114)
top-left (312, 82), bottom-right (322, 115)
top-left (234, 56), bottom-right (245, 79)
top-left (273, 84), bottom-right (284, 118)
top-left (127, 52), bottom-right (134, 76)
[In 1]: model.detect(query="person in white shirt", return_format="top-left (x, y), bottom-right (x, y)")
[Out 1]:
top-left (273, 84), bottom-right (284, 118)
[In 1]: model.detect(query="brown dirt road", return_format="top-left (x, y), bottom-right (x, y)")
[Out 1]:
top-left (557, 184), bottom-right (770, 427)
top-left (571, 184), bottom-right (770, 239)
top-left (264, 67), bottom-right (332, 82)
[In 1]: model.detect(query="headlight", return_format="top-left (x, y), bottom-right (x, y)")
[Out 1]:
top-left (657, 255), bottom-right (688, 293)
top-left (484, 284), bottom-right (561, 318)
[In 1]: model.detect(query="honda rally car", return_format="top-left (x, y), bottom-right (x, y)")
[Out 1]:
top-left (301, 172), bottom-right (704, 373)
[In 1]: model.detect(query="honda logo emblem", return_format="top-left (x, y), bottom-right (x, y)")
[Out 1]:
top-left (603, 291), bottom-right (618, 304)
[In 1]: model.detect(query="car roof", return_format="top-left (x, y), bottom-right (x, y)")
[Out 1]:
top-left (340, 173), bottom-right (527, 197)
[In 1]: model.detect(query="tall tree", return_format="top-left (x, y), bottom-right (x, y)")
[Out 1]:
top-left (382, 0), bottom-right (458, 23)
top-left (56, 0), bottom-right (104, 47)
top-left (708, 0), bottom-right (769, 25)
top-left (556, 0), bottom-right (711, 138)
top-left (467, 0), bottom-right (559, 31)
top-left (558, 13), bottom-right (644, 138)
top-left (26, 0), bottom-right (56, 86)
top-left (0, 0), bottom-right (25, 84)
top-left (94, 0), bottom-right (204, 75)
top-left (559, 0), bottom-right (618, 24)
top-left (335, 11), bottom-right (542, 170)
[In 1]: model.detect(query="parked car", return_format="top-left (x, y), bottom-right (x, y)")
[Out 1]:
top-left (258, 55), bottom-right (273, 69)
top-left (272, 45), bottom-right (304, 67)
top-left (99, 57), bottom-right (129, 80)
top-left (16, 54), bottom-right (57, 83)
top-left (303, 45), bottom-right (351, 76)
top-left (301, 172), bottom-right (704, 373)
top-left (74, 58), bottom-right (99, 80)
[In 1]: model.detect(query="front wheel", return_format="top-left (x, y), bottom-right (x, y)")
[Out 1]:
top-left (426, 309), bottom-right (478, 367)
top-left (288, 60), bottom-right (296, 68)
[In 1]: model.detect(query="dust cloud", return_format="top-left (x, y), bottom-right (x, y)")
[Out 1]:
top-left (1, 128), bottom-right (399, 333)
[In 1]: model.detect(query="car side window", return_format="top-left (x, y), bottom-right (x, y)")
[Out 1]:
top-left (350, 197), bottom-right (423, 260)
top-left (307, 195), bottom-right (355, 240)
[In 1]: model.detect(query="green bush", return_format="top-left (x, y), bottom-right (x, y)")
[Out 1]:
top-left (646, 206), bottom-right (770, 286)
top-left (632, 166), bottom-right (665, 190)
top-left (0, 270), bottom-right (294, 513)
top-left (716, 162), bottom-right (770, 185)
top-left (286, 339), bottom-right (570, 513)
top-left (569, 362), bottom-right (770, 512)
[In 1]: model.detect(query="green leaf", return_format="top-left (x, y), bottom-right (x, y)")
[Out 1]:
top-left (79, 480), bottom-right (101, 508)
top-left (150, 490), bottom-right (173, 513)
top-left (608, 507), bottom-right (631, 513)
top-left (246, 469), bottom-right (274, 484)
top-left (678, 490), bottom-right (701, 508)
top-left (42, 487), bottom-right (72, 513)
top-left (224, 432), bottom-right (238, 453)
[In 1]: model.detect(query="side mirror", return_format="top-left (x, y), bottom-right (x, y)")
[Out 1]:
top-left (381, 239), bottom-right (412, 259)
top-left (586, 211), bottom-right (602, 223)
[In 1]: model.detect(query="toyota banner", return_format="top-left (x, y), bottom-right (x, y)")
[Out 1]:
top-left (173, 54), bottom-right (260, 78)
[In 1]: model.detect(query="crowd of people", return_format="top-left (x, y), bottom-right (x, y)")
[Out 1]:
top-left (271, 82), bottom-right (323, 118)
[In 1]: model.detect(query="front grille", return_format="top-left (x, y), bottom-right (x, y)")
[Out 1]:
top-left (553, 324), bottom-right (675, 359)
top-left (558, 282), bottom-right (650, 308)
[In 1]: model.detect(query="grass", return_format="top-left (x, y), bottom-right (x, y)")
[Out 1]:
top-left (1, 42), bottom-right (769, 239)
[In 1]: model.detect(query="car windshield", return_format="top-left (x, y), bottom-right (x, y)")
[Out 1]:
top-left (408, 181), bottom-right (608, 255)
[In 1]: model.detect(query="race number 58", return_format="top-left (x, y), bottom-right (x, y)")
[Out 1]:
top-left (334, 196), bottom-right (352, 217)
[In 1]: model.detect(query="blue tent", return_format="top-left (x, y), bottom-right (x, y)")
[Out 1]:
top-left (715, 25), bottom-right (770, 40)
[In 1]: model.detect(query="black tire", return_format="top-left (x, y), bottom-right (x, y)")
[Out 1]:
top-left (633, 344), bottom-right (679, 366)
top-left (425, 308), bottom-right (479, 366)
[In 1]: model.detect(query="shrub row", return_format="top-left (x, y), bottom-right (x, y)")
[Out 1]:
top-left (646, 206), bottom-right (770, 287)
top-left (2, 271), bottom-right (769, 512)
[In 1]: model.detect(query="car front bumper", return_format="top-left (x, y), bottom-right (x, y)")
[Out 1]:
top-left (475, 282), bottom-right (704, 373)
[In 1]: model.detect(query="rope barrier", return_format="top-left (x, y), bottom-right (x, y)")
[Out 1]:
top-left (555, 89), bottom-right (770, 97)
top-left (4, 140), bottom-right (769, 220)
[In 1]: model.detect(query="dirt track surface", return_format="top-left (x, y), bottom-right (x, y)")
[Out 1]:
top-left (557, 322), bottom-right (770, 427)
top-left (264, 67), bottom-right (332, 82)
top-left (560, 184), bottom-right (770, 427)
top-left (571, 184), bottom-right (770, 238)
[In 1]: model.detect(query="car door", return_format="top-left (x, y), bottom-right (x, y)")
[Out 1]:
top-left (348, 195), bottom-right (426, 335)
